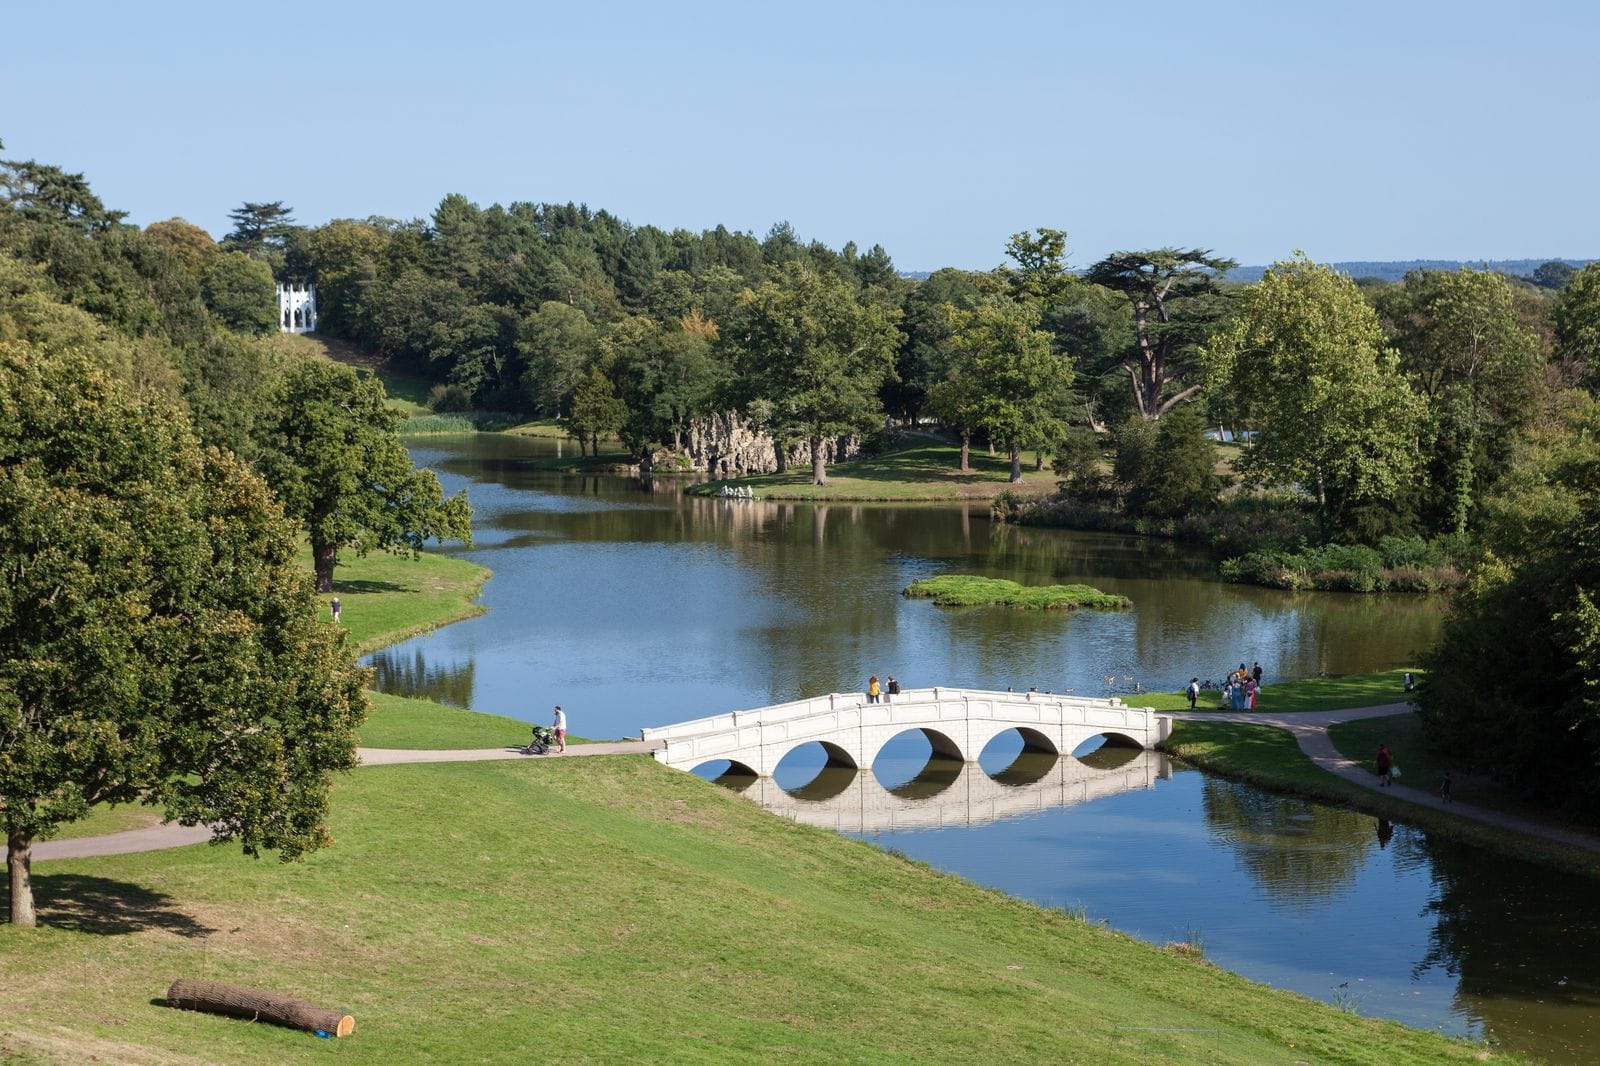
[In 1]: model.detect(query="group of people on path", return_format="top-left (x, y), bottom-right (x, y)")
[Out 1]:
top-left (1185, 661), bottom-right (1263, 710)
top-left (866, 675), bottom-right (901, 703)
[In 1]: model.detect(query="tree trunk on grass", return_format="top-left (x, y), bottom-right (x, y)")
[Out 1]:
top-left (1009, 444), bottom-right (1023, 483)
top-left (166, 979), bottom-right (354, 1037)
top-left (7, 829), bottom-right (35, 927)
top-left (810, 433), bottom-right (827, 486)
top-left (959, 432), bottom-right (970, 473)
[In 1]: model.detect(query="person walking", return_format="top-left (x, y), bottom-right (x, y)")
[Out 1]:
top-left (1251, 661), bottom-right (1262, 685)
top-left (330, 597), bottom-right (341, 624)
top-left (867, 676), bottom-right (881, 704)
top-left (552, 706), bottom-right (568, 754)
top-left (1186, 677), bottom-right (1199, 709)
top-left (1375, 743), bottom-right (1393, 787)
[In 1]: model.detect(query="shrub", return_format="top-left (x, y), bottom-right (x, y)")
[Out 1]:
top-left (428, 382), bottom-right (475, 412)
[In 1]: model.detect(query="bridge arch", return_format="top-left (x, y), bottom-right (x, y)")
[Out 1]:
top-left (1069, 729), bottom-right (1146, 758)
top-left (689, 757), bottom-right (760, 780)
top-left (862, 725), bottom-right (963, 769)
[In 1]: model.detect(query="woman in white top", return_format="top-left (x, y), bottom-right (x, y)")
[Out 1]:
top-left (552, 706), bottom-right (567, 753)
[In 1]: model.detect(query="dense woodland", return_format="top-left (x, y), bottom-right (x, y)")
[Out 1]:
top-left (1, 150), bottom-right (1598, 824)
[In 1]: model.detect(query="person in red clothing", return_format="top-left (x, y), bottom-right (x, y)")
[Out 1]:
top-left (1375, 743), bottom-right (1393, 787)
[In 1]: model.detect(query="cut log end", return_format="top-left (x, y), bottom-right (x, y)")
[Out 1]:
top-left (165, 978), bottom-right (354, 1038)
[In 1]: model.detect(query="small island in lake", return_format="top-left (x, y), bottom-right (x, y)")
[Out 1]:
top-left (903, 575), bottom-right (1131, 611)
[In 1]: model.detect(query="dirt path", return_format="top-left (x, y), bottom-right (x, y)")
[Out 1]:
top-left (1170, 704), bottom-right (1600, 853)
top-left (29, 740), bottom-right (662, 862)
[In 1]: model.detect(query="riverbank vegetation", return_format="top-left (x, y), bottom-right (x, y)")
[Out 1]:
top-left (904, 575), bottom-right (1130, 611)
top-left (0, 757), bottom-right (1512, 1064)
top-left (1162, 719), bottom-right (1600, 881)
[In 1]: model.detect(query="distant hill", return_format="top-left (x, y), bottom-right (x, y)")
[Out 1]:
top-left (1223, 258), bottom-right (1592, 284)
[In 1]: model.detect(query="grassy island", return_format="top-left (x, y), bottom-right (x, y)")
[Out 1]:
top-left (904, 574), bottom-right (1131, 611)
top-left (693, 442), bottom-right (1059, 502)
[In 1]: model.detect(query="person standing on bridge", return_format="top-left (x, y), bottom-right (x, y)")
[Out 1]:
top-left (886, 676), bottom-right (900, 702)
top-left (553, 705), bottom-right (568, 754)
top-left (867, 675), bottom-right (881, 703)
top-left (1375, 743), bottom-right (1393, 787)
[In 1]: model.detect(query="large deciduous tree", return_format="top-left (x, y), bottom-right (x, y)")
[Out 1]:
top-left (202, 249), bottom-right (279, 335)
top-left (1555, 262), bottom-right (1600, 389)
top-left (721, 263), bottom-right (900, 485)
top-left (254, 360), bottom-right (473, 592)
top-left (1375, 268), bottom-right (1544, 533)
top-left (1202, 255), bottom-right (1423, 538)
top-left (1087, 248), bottom-right (1235, 419)
top-left (950, 300), bottom-right (1074, 483)
top-left (1, 345), bottom-right (367, 927)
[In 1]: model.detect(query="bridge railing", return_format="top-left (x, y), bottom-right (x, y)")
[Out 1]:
top-left (641, 687), bottom-right (1151, 744)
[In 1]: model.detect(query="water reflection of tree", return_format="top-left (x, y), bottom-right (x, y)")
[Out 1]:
top-left (1201, 778), bottom-right (1375, 909)
top-left (366, 649), bottom-right (477, 708)
top-left (1398, 827), bottom-right (1600, 1042)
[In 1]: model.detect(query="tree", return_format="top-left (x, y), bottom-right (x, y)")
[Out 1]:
top-left (1202, 255), bottom-right (1423, 538)
top-left (0, 158), bottom-right (126, 232)
top-left (1532, 260), bottom-right (1577, 291)
top-left (519, 300), bottom-right (601, 416)
top-left (951, 300), bottom-right (1074, 482)
top-left (1, 345), bottom-right (367, 927)
top-left (202, 249), bottom-right (279, 335)
top-left (561, 364), bottom-right (628, 455)
top-left (223, 201), bottom-right (296, 257)
top-left (1374, 268), bottom-right (1543, 533)
top-left (1000, 228), bottom-right (1075, 307)
top-left (143, 218), bottom-right (218, 280)
top-left (720, 263), bottom-right (900, 485)
top-left (1417, 402), bottom-right (1600, 818)
top-left (887, 268), bottom-right (985, 425)
top-left (1555, 263), bottom-right (1600, 388)
top-left (254, 360), bottom-right (473, 592)
top-left (1114, 408), bottom-right (1220, 517)
top-left (1086, 248), bottom-right (1236, 419)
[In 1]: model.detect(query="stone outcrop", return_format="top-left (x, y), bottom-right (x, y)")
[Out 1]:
top-left (651, 412), bottom-right (859, 476)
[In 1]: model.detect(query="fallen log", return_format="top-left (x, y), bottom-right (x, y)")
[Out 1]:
top-left (165, 978), bottom-right (354, 1037)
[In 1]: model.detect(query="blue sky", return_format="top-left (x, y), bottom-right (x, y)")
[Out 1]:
top-left (5, 1), bottom-right (1594, 271)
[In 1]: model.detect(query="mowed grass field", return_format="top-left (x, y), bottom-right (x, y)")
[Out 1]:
top-left (698, 443), bottom-right (1060, 502)
top-left (0, 757), bottom-right (1512, 1065)
top-left (306, 544), bottom-right (490, 655)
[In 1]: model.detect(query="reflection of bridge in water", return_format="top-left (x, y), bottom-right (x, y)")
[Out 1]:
top-left (724, 749), bottom-right (1174, 833)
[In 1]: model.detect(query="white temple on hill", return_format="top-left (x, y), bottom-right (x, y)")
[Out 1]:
top-left (277, 282), bottom-right (317, 333)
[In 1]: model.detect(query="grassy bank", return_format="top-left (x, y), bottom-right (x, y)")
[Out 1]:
top-left (1137, 669), bottom-right (1416, 714)
top-left (904, 575), bottom-right (1130, 611)
top-left (309, 544), bottom-right (491, 655)
top-left (2, 757), bottom-right (1509, 1064)
top-left (694, 442), bottom-right (1059, 501)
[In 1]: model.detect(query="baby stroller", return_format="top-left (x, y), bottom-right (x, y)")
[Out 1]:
top-left (520, 724), bottom-right (558, 755)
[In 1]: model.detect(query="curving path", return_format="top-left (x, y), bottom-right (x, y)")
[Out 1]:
top-left (27, 741), bottom-right (661, 863)
top-left (1170, 703), bottom-right (1600, 854)
top-left (28, 708), bottom-right (1600, 860)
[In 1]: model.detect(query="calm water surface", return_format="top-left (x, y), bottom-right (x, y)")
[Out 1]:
top-left (375, 433), bottom-right (1599, 1061)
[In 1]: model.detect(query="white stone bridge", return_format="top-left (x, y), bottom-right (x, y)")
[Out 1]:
top-left (736, 750), bottom-right (1173, 833)
top-left (641, 687), bottom-right (1172, 777)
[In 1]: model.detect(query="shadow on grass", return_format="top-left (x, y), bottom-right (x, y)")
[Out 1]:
top-left (332, 579), bottom-right (412, 594)
top-left (8, 874), bottom-right (218, 938)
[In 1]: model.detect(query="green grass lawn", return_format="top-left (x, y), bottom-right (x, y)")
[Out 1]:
top-left (904, 574), bottom-right (1130, 611)
top-left (2, 757), bottom-right (1511, 1065)
top-left (308, 545), bottom-right (491, 655)
top-left (1138, 669), bottom-right (1418, 714)
top-left (357, 691), bottom-right (533, 749)
top-left (696, 443), bottom-right (1060, 502)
